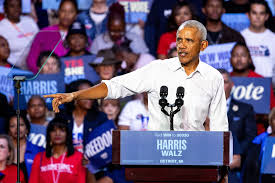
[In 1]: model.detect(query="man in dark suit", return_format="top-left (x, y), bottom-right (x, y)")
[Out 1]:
top-left (219, 69), bottom-right (257, 156)
top-left (218, 69), bottom-right (257, 183)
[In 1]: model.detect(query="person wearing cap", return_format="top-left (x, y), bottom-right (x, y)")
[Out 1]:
top-left (89, 49), bottom-right (121, 81)
top-left (65, 21), bottom-right (91, 57)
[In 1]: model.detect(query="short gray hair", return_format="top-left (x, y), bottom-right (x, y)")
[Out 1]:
top-left (176, 20), bottom-right (207, 41)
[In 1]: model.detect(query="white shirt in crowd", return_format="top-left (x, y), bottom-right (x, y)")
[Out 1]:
top-left (72, 122), bottom-right (84, 153)
top-left (103, 58), bottom-right (228, 131)
top-left (0, 16), bottom-right (39, 69)
top-left (241, 28), bottom-right (275, 79)
top-left (118, 99), bottom-right (149, 131)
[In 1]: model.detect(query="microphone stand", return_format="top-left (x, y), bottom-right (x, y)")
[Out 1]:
top-left (160, 104), bottom-right (182, 131)
top-left (13, 76), bottom-right (26, 183)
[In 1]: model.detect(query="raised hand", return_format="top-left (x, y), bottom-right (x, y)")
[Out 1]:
top-left (43, 93), bottom-right (74, 113)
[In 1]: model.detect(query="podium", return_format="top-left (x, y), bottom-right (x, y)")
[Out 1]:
top-left (112, 130), bottom-right (231, 183)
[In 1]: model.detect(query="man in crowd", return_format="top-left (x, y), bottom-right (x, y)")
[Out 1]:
top-left (202, 0), bottom-right (246, 45)
top-left (45, 20), bottom-right (228, 132)
top-left (27, 95), bottom-right (48, 148)
top-left (241, 0), bottom-right (275, 86)
top-left (219, 69), bottom-right (257, 183)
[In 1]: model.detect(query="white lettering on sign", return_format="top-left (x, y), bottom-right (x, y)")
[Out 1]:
top-left (232, 83), bottom-right (264, 100)
top-left (272, 144), bottom-right (275, 158)
top-left (130, 2), bottom-right (149, 13)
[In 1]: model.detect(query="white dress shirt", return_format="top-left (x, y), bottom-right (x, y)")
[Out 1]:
top-left (103, 57), bottom-right (228, 131)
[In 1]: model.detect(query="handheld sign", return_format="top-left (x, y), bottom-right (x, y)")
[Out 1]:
top-left (85, 120), bottom-right (116, 173)
top-left (0, 66), bottom-right (32, 102)
top-left (231, 77), bottom-right (271, 114)
top-left (61, 55), bottom-right (100, 85)
top-left (260, 137), bottom-right (275, 174)
top-left (200, 42), bottom-right (236, 72)
top-left (221, 13), bottom-right (250, 32)
top-left (118, 0), bottom-right (153, 24)
top-left (13, 73), bottom-right (65, 110)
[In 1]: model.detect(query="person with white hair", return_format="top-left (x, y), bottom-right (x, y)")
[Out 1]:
top-left (45, 20), bottom-right (228, 131)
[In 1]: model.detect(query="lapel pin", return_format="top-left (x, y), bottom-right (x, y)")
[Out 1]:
top-left (232, 105), bottom-right (239, 112)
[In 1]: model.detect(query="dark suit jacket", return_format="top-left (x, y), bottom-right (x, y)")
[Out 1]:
top-left (227, 99), bottom-right (257, 155)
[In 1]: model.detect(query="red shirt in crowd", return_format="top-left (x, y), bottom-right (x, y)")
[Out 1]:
top-left (29, 151), bottom-right (86, 183)
top-left (157, 30), bottom-right (177, 56)
top-left (0, 164), bottom-right (25, 183)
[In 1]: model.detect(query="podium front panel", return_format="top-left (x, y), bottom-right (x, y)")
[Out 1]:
top-left (116, 131), bottom-right (229, 166)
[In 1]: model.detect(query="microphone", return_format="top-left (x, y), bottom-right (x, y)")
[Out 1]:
top-left (175, 87), bottom-right (184, 108)
top-left (159, 86), bottom-right (168, 108)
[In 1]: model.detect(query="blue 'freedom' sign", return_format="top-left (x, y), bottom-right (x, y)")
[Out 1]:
top-left (85, 120), bottom-right (116, 173)
top-left (231, 77), bottom-right (271, 114)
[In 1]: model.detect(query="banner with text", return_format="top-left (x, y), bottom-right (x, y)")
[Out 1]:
top-left (231, 77), bottom-right (271, 114)
top-left (42, 0), bottom-right (116, 10)
top-left (120, 131), bottom-right (226, 166)
top-left (222, 13), bottom-right (250, 32)
top-left (61, 55), bottom-right (100, 85)
top-left (14, 73), bottom-right (65, 110)
top-left (0, 66), bottom-right (32, 102)
top-left (118, 0), bottom-right (153, 24)
top-left (261, 137), bottom-right (275, 174)
top-left (0, 0), bottom-right (31, 13)
top-left (85, 120), bottom-right (116, 173)
top-left (200, 42), bottom-right (235, 72)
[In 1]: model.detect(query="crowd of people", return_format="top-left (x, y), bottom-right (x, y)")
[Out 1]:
top-left (0, 0), bottom-right (274, 183)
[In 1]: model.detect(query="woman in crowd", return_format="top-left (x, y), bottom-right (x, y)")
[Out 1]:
top-left (7, 113), bottom-right (44, 182)
top-left (0, 0), bottom-right (39, 69)
top-left (243, 107), bottom-right (275, 183)
top-left (112, 39), bottom-right (155, 74)
top-left (118, 93), bottom-right (149, 131)
top-left (100, 99), bottom-right (120, 126)
top-left (64, 21), bottom-right (91, 57)
top-left (0, 134), bottom-right (25, 183)
top-left (90, 2), bottom-right (148, 55)
top-left (37, 51), bottom-right (61, 74)
top-left (0, 36), bottom-right (12, 68)
top-left (157, 1), bottom-right (195, 59)
top-left (77, 0), bottom-right (109, 41)
top-left (57, 79), bottom-right (115, 183)
top-left (29, 117), bottom-right (86, 183)
top-left (27, 0), bottom-right (78, 73)
top-left (89, 49), bottom-right (121, 81)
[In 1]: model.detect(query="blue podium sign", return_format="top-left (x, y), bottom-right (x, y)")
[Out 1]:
top-left (120, 131), bottom-right (227, 166)
top-left (261, 137), bottom-right (275, 174)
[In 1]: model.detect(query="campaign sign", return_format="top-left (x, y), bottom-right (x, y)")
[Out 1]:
top-left (61, 55), bottom-right (100, 85)
top-left (118, 0), bottom-right (153, 24)
top-left (0, 0), bottom-right (31, 13)
top-left (120, 131), bottom-right (226, 166)
top-left (200, 42), bottom-right (235, 72)
top-left (221, 13), bottom-right (250, 32)
top-left (0, 66), bottom-right (32, 102)
top-left (231, 77), bottom-right (271, 114)
top-left (260, 137), bottom-right (275, 174)
top-left (85, 120), bottom-right (116, 173)
top-left (43, 0), bottom-right (117, 10)
top-left (28, 123), bottom-right (47, 148)
top-left (13, 73), bottom-right (65, 110)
